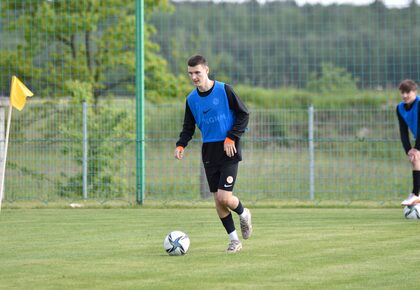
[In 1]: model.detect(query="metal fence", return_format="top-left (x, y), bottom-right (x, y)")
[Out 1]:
top-left (0, 102), bottom-right (410, 204)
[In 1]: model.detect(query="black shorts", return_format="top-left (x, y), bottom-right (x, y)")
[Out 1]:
top-left (204, 162), bottom-right (238, 193)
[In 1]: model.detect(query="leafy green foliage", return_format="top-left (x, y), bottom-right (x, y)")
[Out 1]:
top-left (306, 62), bottom-right (359, 94)
top-left (64, 80), bottom-right (94, 104)
top-left (150, 1), bottom-right (420, 89)
top-left (59, 102), bottom-right (135, 198)
top-left (0, 0), bottom-right (191, 198)
top-left (236, 84), bottom-right (398, 109)
top-left (0, 0), bottom-right (186, 102)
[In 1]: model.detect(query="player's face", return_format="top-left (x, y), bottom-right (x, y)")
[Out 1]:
top-left (400, 90), bottom-right (417, 104)
top-left (188, 64), bottom-right (209, 88)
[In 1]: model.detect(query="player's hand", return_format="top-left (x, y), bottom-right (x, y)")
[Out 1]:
top-left (408, 148), bottom-right (420, 162)
top-left (174, 146), bottom-right (184, 160)
top-left (409, 152), bottom-right (416, 162)
top-left (224, 137), bottom-right (237, 157)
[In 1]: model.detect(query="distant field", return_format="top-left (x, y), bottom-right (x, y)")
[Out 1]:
top-left (1, 208), bottom-right (419, 289)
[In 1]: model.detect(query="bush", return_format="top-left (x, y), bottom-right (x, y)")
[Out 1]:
top-left (306, 62), bottom-right (358, 94)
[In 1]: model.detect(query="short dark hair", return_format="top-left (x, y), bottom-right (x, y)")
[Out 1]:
top-left (187, 55), bottom-right (208, 67)
top-left (399, 79), bottom-right (418, 93)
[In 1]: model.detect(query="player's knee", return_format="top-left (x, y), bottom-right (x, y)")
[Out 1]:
top-left (215, 192), bottom-right (231, 206)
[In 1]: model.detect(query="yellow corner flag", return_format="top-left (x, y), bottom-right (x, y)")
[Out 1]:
top-left (10, 75), bottom-right (34, 111)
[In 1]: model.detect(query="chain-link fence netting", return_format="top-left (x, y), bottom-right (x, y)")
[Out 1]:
top-left (0, 103), bottom-right (410, 204)
top-left (1, 1), bottom-right (419, 204)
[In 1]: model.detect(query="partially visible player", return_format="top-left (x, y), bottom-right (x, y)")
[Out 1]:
top-left (174, 55), bottom-right (252, 253)
top-left (396, 79), bottom-right (420, 206)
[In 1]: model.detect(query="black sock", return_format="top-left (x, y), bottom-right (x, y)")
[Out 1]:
top-left (413, 171), bottom-right (420, 195)
top-left (232, 200), bottom-right (244, 215)
top-left (220, 212), bottom-right (235, 234)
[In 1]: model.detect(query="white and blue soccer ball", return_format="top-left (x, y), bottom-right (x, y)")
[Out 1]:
top-left (163, 230), bottom-right (190, 256)
top-left (403, 205), bottom-right (420, 220)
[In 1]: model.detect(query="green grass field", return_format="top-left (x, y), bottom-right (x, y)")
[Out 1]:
top-left (1, 208), bottom-right (419, 289)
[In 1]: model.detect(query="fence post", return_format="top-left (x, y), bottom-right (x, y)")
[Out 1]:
top-left (308, 106), bottom-right (315, 200)
top-left (135, 0), bottom-right (145, 205)
top-left (83, 102), bottom-right (88, 199)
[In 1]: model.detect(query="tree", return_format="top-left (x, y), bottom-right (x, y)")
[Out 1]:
top-left (0, 0), bottom-right (187, 103)
top-left (0, 0), bottom-right (190, 198)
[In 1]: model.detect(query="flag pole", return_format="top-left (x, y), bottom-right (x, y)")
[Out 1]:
top-left (0, 76), bottom-right (33, 212)
top-left (0, 103), bottom-right (13, 212)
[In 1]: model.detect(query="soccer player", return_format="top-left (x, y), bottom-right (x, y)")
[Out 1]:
top-left (397, 79), bottom-right (420, 206)
top-left (174, 55), bottom-right (252, 253)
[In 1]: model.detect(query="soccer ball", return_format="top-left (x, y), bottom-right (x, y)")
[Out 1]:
top-left (403, 205), bottom-right (420, 219)
top-left (163, 230), bottom-right (190, 256)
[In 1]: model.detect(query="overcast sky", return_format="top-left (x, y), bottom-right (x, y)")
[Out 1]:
top-left (172, 0), bottom-right (419, 8)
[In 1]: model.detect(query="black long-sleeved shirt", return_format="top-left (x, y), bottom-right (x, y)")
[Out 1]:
top-left (397, 103), bottom-right (420, 154)
top-left (176, 82), bottom-right (249, 167)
